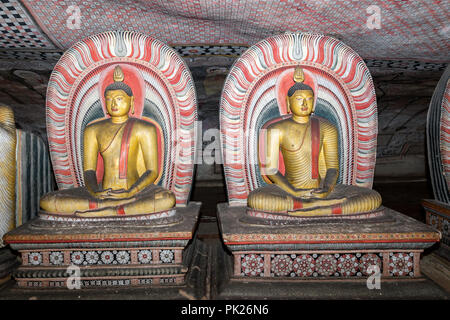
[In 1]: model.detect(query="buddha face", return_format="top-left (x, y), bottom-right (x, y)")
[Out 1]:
top-left (105, 89), bottom-right (133, 117)
top-left (287, 90), bottom-right (314, 116)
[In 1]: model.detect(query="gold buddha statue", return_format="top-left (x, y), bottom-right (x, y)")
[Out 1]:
top-left (40, 66), bottom-right (176, 217)
top-left (248, 67), bottom-right (381, 216)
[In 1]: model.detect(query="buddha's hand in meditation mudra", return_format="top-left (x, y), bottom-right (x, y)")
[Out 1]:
top-left (40, 66), bottom-right (176, 217)
top-left (247, 67), bottom-right (381, 216)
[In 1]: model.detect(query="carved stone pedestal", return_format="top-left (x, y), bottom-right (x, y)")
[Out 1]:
top-left (3, 203), bottom-right (200, 289)
top-left (217, 204), bottom-right (440, 281)
top-left (422, 199), bottom-right (450, 260)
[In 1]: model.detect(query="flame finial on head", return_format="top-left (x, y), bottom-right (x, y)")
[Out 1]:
top-left (293, 66), bottom-right (305, 83)
top-left (113, 65), bottom-right (125, 82)
top-left (104, 65), bottom-right (133, 97)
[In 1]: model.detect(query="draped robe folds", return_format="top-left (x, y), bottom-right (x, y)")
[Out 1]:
top-left (40, 118), bottom-right (175, 216)
top-left (248, 117), bottom-right (382, 216)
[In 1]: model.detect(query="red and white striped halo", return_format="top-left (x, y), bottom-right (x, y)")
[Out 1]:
top-left (220, 32), bottom-right (378, 205)
top-left (46, 31), bottom-right (197, 206)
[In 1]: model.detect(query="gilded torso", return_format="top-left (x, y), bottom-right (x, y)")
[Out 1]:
top-left (84, 118), bottom-right (157, 190)
top-left (268, 117), bottom-right (338, 189)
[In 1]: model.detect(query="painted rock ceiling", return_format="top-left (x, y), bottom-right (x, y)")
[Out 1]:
top-left (0, 0), bottom-right (448, 62)
top-left (0, 0), bottom-right (449, 179)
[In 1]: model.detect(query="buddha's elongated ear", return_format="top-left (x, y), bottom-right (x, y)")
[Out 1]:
top-left (286, 96), bottom-right (290, 114)
top-left (311, 91), bottom-right (316, 113)
top-left (130, 96), bottom-right (135, 115)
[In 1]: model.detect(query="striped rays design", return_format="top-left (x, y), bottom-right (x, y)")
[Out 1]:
top-left (220, 33), bottom-right (378, 205)
top-left (427, 66), bottom-right (450, 203)
top-left (46, 31), bottom-right (197, 205)
top-left (441, 82), bottom-right (450, 193)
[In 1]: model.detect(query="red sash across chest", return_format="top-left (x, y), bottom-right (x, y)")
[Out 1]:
top-left (88, 119), bottom-right (136, 211)
top-left (119, 119), bottom-right (136, 179)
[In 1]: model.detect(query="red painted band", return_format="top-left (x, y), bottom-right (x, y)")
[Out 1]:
top-left (293, 199), bottom-right (303, 210)
top-left (332, 204), bottom-right (342, 215)
top-left (116, 205), bottom-right (125, 215)
top-left (225, 239), bottom-right (438, 245)
top-left (311, 117), bottom-right (320, 179)
top-left (119, 119), bottom-right (136, 179)
top-left (88, 200), bottom-right (98, 209)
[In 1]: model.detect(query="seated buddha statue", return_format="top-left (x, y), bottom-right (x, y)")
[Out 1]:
top-left (40, 66), bottom-right (176, 217)
top-left (247, 67), bottom-right (382, 216)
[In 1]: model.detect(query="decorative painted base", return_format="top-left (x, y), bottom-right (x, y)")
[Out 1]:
top-left (217, 203), bottom-right (440, 280)
top-left (234, 250), bottom-right (420, 279)
top-left (3, 202), bottom-right (200, 288)
top-left (210, 238), bottom-right (449, 299)
top-left (422, 199), bottom-right (450, 260)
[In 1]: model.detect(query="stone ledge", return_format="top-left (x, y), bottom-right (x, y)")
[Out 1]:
top-left (218, 203), bottom-right (440, 251)
top-left (4, 202), bottom-right (201, 250)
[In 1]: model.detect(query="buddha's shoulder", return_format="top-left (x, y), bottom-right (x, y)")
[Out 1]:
top-left (266, 118), bottom-right (291, 130)
top-left (130, 118), bottom-right (157, 130)
top-left (85, 118), bottom-right (109, 131)
top-left (314, 117), bottom-right (337, 133)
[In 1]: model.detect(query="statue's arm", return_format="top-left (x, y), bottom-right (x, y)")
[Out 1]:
top-left (262, 126), bottom-right (297, 195)
top-left (82, 125), bottom-right (102, 196)
top-left (126, 124), bottom-right (159, 196)
top-left (313, 124), bottom-right (339, 198)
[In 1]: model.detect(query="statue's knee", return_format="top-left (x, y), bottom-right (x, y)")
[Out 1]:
top-left (168, 192), bottom-right (176, 207)
top-left (155, 190), bottom-right (176, 209)
top-left (247, 192), bottom-right (259, 208)
top-left (39, 193), bottom-right (54, 211)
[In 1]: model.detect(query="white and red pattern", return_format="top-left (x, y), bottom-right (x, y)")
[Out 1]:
top-left (71, 251), bottom-right (84, 265)
top-left (359, 253), bottom-right (382, 276)
top-left (440, 79), bottom-right (450, 192)
top-left (292, 254), bottom-right (315, 277)
top-left (241, 254), bottom-right (264, 277)
top-left (45, 31), bottom-right (197, 205)
top-left (220, 33), bottom-right (378, 205)
top-left (18, 1), bottom-right (450, 62)
top-left (159, 249), bottom-right (175, 264)
top-left (49, 251), bottom-right (63, 265)
top-left (28, 252), bottom-right (42, 266)
top-left (312, 254), bottom-right (338, 277)
top-left (389, 253), bottom-right (414, 277)
top-left (85, 251), bottom-right (99, 264)
top-left (270, 254), bottom-right (293, 277)
top-left (138, 250), bottom-right (152, 264)
top-left (100, 251), bottom-right (114, 264)
top-left (116, 251), bottom-right (131, 264)
top-left (337, 254), bottom-right (359, 276)
top-left (22, 248), bottom-right (183, 267)
top-left (237, 251), bottom-right (418, 278)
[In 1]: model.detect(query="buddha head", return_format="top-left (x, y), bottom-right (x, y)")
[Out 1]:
top-left (104, 65), bottom-right (135, 117)
top-left (286, 67), bottom-right (314, 117)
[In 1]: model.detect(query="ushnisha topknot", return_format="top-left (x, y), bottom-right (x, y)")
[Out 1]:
top-left (104, 65), bottom-right (133, 97)
top-left (287, 66), bottom-right (313, 97)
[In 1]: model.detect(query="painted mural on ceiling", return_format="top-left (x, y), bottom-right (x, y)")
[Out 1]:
top-left (0, 0), bottom-right (448, 62)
